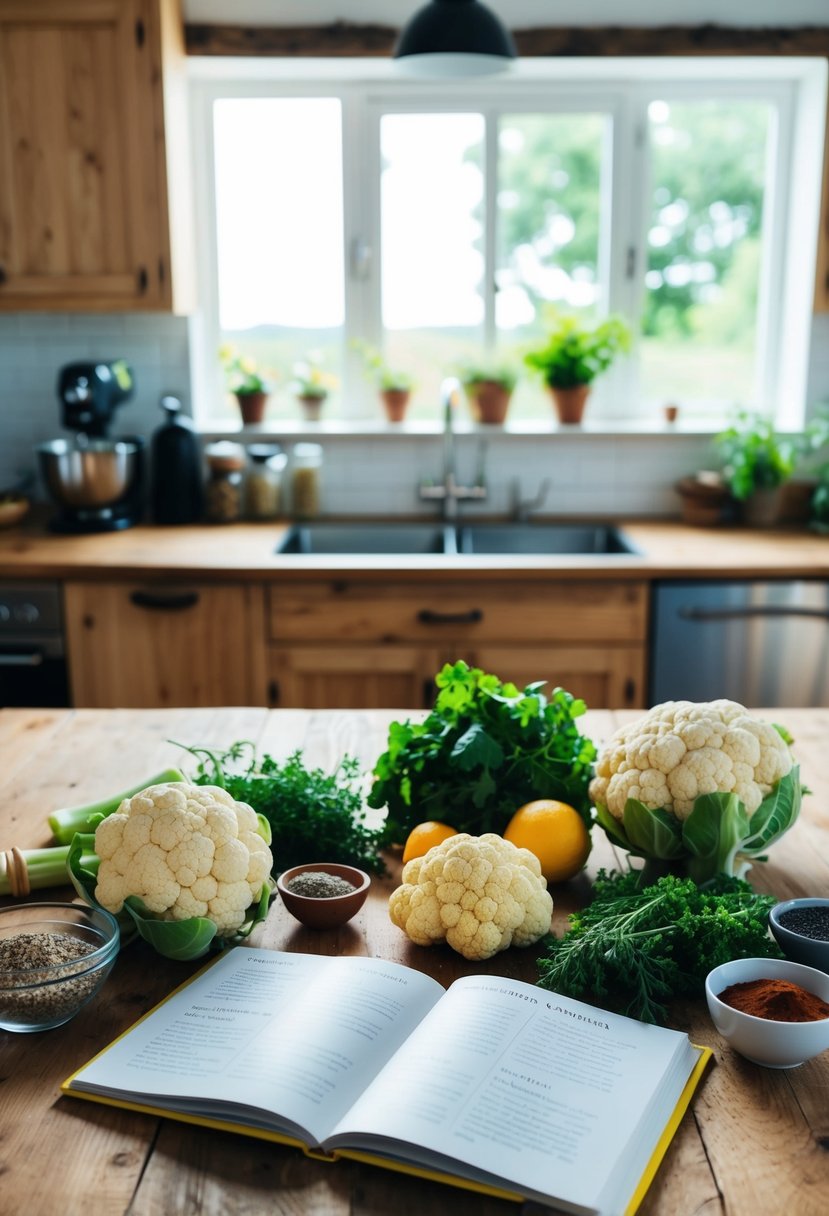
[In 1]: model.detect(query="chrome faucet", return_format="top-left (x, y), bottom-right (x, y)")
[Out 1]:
top-left (419, 377), bottom-right (487, 521)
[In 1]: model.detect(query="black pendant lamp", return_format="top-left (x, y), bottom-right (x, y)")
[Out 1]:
top-left (394, 0), bottom-right (518, 77)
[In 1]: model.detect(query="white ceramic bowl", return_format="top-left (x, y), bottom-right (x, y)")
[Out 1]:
top-left (0, 901), bottom-right (120, 1032)
top-left (705, 957), bottom-right (829, 1068)
top-left (768, 898), bottom-right (829, 973)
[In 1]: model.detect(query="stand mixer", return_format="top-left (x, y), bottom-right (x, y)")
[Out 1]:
top-left (37, 361), bottom-right (145, 533)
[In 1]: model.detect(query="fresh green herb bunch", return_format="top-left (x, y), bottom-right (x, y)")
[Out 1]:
top-left (368, 661), bottom-right (597, 846)
top-left (181, 742), bottom-right (385, 876)
top-left (524, 312), bottom-right (631, 389)
top-left (537, 869), bottom-right (782, 1025)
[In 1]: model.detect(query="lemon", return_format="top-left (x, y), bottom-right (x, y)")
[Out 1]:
top-left (402, 821), bottom-right (459, 864)
top-left (503, 799), bottom-right (591, 883)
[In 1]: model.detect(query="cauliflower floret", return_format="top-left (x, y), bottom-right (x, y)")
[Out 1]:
top-left (589, 700), bottom-right (793, 822)
top-left (389, 833), bottom-right (553, 961)
top-left (94, 781), bottom-right (273, 938)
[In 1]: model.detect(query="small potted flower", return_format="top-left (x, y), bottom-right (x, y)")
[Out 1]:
top-left (219, 344), bottom-right (274, 425)
top-left (353, 341), bottom-right (415, 423)
top-left (291, 356), bottom-right (338, 421)
top-left (456, 360), bottom-right (519, 426)
top-left (524, 312), bottom-right (631, 425)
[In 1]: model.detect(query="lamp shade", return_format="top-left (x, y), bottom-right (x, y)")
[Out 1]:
top-left (394, 0), bottom-right (517, 77)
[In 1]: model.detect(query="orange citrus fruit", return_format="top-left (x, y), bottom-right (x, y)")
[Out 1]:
top-left (503, 800), bottom-right (591, 884)
top-left (402, 821), bottom-right (459, 864)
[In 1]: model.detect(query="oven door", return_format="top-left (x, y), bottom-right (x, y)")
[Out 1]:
top-left (0, 635), bottom-right (70, 707)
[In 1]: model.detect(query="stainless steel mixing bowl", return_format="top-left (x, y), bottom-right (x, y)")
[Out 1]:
top-left (37, 439), bottom-right (139, 509)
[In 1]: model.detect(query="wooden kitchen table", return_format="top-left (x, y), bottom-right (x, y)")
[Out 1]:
top-left (1, 706), bottom-right (828, 1216)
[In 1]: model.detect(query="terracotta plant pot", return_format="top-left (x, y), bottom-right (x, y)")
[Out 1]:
top-left (549, 383), bottom-right (591, 425)
top-left (235, 390), bottom-right (268, 425)
top-left (298, 394), bottom-right (326, 422)
top-left (465, 381), bottom-right (513, 426)
top-left (380, 388), bottom-right (411, 423)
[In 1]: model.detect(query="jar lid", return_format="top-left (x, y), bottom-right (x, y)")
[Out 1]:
top-left (248, 443), bottom-right (283, 463)
top-left (206, 440), bottom-right (245, 472)
top-left (293, 442), bottom-right (323, 460)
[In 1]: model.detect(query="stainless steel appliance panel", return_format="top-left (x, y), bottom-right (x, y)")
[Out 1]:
top-left (650, 580), bottom-right (829, 708)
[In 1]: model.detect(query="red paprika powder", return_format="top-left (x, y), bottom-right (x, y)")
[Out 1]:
top-left (718, 977), bottom-right (829, 1022)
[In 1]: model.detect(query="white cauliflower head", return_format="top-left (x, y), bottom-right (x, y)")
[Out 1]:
top-left (389, 832), bottom-right (553, 961)
top-left (94, 782), bottom-right (273, 935)
top-left (590, 700), bottom-right (793, 820)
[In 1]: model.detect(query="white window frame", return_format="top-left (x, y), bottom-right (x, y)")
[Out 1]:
top-left (188, 58), bottom-right (826, 430)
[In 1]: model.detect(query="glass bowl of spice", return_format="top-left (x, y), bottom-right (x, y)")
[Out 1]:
top-left (277, 863), bottom-right (370, 929)
top-left (0, 901), bottom-right (120, 1032)
top-left (768, 898), bottom-right (829, 973)
top-left (705, 957), bottom-right (829, 1068)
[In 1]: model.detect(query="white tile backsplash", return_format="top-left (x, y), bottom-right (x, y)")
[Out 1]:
top-left (1, 311), bottom-right (827, 517)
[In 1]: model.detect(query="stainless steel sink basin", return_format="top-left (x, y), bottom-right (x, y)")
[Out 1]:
top-left (456, 523), bottom-right (640, 556)
top-left (275, 521), bottom-right (639, 557)
top-left (276, 522), bottom-right (457, 555)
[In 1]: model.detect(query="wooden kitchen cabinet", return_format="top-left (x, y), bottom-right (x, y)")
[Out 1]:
top-left (0, 0), bottom-right (194, 312)
top-left (266, 578), bottom-right (648, 710)
top-left (64, 581), bottom-right (267, 708)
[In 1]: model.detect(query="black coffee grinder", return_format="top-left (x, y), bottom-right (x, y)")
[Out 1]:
top-left (38, 360), bottom-right (145, 532)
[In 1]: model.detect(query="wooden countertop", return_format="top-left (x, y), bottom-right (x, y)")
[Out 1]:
top-left (1, 706), bottom-right (828, 1216)
top-left (1, 517), bottom-right (829, 581)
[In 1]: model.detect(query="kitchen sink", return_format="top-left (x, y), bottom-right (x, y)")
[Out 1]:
top-left (276, 522), bottom-right (457, 555)
top-left (275, 521), bottom-right (639, 557)
top-left (456, 523), bottom-right (641, 556)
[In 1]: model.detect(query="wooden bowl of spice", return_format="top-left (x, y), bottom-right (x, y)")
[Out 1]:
top-left (705, 957), bottom-right (829, 1068)
top-left (0, 901), bottom-right (120, 1032)
top-left (277, 863), bottom-right (370, 929)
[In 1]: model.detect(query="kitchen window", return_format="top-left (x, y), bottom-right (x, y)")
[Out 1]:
top-left (188, 60), bottom-right (826, 429)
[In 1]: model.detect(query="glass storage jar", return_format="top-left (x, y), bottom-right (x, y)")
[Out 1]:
top-left (291, 443), bottom-right (323, 520)
top-left (204, 442), bottom-right (246, 523)
top-left (245, 444), bottom-right (287, 520)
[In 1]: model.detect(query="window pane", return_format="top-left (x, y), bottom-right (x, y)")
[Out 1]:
top-left (213, 98), bottom-right (344, 421)
top-left (381, 113), bottom-right (485, 420)
top-left (495, 112), bottom-right (607, 420)
top-left (641, 99), bottom-right (770, 416)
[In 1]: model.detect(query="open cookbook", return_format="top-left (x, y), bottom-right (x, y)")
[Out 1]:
top-left (63, 948), bottom-right (711, 1216)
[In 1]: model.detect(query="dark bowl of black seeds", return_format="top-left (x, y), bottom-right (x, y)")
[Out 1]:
top-left (0, 902), bottom-right (120, 1031)
top-left (769, 899), bottom-right (829, 974)
top-left (277, 863), bottom-right (370, 929)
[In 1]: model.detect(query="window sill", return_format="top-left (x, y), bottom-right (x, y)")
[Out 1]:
top-left (198, 417), bottom-right (723, 441)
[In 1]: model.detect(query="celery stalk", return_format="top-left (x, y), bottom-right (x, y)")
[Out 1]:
top-left (0, 838), bottom-right (99, 896)
top-left (48, 767), bottom-right (186, 844)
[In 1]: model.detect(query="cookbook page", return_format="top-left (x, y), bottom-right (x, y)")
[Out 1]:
top-left (328, 974), bottom-right (693, 1209)
top-left (67, 948), bottom-right (444, 1147)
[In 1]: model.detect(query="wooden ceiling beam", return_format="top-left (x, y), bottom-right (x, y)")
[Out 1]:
top-left (184, 22), bottom-right (829, 59)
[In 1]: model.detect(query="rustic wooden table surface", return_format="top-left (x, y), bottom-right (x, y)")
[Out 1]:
top-left (1, 706), bottom-right (828, 1216)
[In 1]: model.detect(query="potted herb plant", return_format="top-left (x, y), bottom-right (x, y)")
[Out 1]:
top-left (291, 357), bottom-right (338, 422)
top-left (714, 411), bottom-right (803, 527)
top-left (219, 345), bottom-right (274, 425)
top-left (353, 341), bottom-right (415, 423)
top-left (524, 312), bottom-right (631, 425)
top-left (456, 361), bottom-right (519, 426)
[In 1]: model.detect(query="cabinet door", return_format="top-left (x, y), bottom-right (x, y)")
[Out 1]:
top-left (461, 644), bottom-right (646, 710)
top-left (64, 581), bottom-right (267, 708)
top-left (268, 645), bottom-right (445, 710)
top-left (0, 0), bottom-right (192, 312)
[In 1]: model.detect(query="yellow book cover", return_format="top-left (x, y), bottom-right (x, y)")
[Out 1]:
top-left (63, 948), bottom-right (711, 1216)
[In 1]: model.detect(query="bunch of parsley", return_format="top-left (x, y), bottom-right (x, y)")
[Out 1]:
top-left (537, 870), bottom-right (782, 1025)
top-left (181, 742), bottom-right (385, 875)
top-left (368, 660), bottom-right (597, 845)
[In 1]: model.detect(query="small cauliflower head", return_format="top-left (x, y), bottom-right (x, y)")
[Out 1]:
top-left (389, 832), bottom-right (553, 961)
top-left (590, 699), bottom-right (793, 821)
top-left (94, 782), bottom-right (273, 935)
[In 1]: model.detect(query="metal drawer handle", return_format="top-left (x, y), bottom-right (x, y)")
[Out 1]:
top-left (679, 605), bottom-right (829, 622)
top-left (0, 651), bottom-right (44, 666)
top-left (417, 608), bottom-right (483, 626)
top-left (129, 590), bottom-right (200, 612)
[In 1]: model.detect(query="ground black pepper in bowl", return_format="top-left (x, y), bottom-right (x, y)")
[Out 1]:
top-left (286, 871), bottom-right (356, 898)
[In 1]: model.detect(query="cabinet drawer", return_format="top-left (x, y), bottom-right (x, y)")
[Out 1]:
top-left (267, 580), bottom-right (648, 644)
